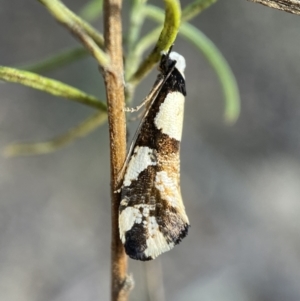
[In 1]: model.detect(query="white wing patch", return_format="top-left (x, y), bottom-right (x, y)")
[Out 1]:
top-left (154, 92), bottom-right (184, 141)
top-left (119, 203), bottom-right (157, 243)
top-left (123, 146), bottom-right (156, 187)
top-left (144, 228), bottom-right (175, 259)
top-left (119, 207), bottom-right (143, 243)
top-left (119, 204), bottom-right (176, 259)
top-left (155, 171), bottom-right (181, 207)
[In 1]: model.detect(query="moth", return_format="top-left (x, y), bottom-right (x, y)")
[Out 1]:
top-left (118, 49), bottom-right (190, 261)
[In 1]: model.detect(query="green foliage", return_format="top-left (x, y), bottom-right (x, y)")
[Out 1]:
top-left (0, 0), bottom-right (240, 156)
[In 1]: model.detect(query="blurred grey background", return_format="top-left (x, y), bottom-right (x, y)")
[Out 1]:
top-left (1, 0), bottom-right (300, 300)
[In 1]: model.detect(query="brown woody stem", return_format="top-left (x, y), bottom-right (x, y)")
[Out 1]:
top-left (103, 1), bottom-right (130, 301)
top-left (248, 0), bottom-right (300, 15)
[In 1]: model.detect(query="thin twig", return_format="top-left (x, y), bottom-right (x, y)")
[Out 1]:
top-left (38, 0), bottom-right (109, 67)
top-left (38, 0), bottom-right (105, 48)
top-left (69, 24), bottom-right (109, 68)
top-left (58, 0), bottom-right (105, 47)
top-left (103, 1), bottom-right (130, 301)
top-left (248, 0), bottom-right (300, 15)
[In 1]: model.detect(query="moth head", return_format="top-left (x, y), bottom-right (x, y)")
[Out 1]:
top-left (169, 51), bottom-right (186, 77)
top-left (159, 50), bottom-right (186, 78)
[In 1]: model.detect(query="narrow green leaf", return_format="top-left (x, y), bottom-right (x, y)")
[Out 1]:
top-left (125, 0), bottom-right (147, 81)
top-left (129, 0), bottom-right (182, 85)
top-left (182, 0), bottom-right (217, 22)
top-left (4, 112), bottom-right (107, 157)
top-left (0, 66), bottom-right (106, 111)
top-left (39, 0), bottom-right (104, 48)
top-left (38, 0), bottom-right (108, 68)
top-left (79, 0), bottom-right (103, 22)
top-left (134, 0), bottom-right (216, 60)
top-left (19, 47), bottom-right (88, 74)
top-left (145, 5), bottom-right (240, 123)
top-left (179, 23), bottom-right (240, 123)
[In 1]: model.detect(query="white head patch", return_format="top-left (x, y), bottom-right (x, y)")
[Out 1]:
top-left (169, 51), bottom-right (186, 77)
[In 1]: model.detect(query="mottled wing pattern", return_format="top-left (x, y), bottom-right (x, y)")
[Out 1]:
top-left (119, 52), bottom-right (190, 261)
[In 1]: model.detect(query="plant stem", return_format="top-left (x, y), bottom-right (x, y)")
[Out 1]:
top-left (248, 0), bottom-right (300, 15)
top-left (38, 0), bottom-right (108, 67)
top-left (103, 1), bottom-right (130, 301)
top-left (38, 0), bottom-right (105, 48)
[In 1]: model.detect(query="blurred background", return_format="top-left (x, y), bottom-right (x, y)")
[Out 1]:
top-left (1, 0), bottom-right (300, 300)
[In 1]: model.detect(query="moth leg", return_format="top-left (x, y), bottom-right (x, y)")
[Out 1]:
top-left (124, 97), bottom-right (150, 113)
top-left (128, 109), bottom-right (145, 122)
top-left (123, 75), bottom-right (164, 113)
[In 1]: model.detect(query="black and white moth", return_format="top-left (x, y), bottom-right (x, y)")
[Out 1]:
top-left (118, 49), bottom-right (190, 261)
